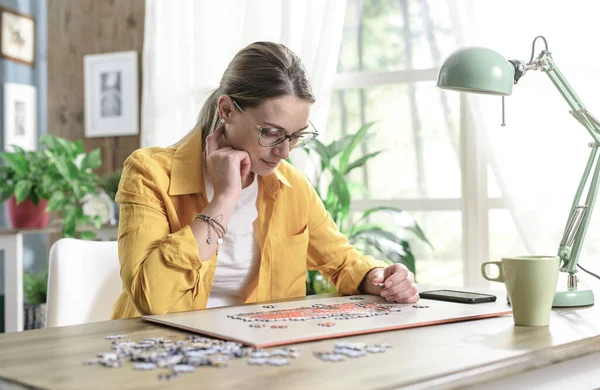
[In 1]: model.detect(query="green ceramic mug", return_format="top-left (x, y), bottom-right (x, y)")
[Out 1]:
top-left (481, 255), bottom-right (559, 326)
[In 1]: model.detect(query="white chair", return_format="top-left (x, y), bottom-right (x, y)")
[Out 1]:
top-left (46, 238), bottom-right (122, 327)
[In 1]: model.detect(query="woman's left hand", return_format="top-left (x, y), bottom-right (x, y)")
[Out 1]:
top-left (367, 264), bottom-right (419, 303)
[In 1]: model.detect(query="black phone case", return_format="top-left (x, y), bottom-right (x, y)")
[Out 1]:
top-left (420, 290), bottom-right (497, 304)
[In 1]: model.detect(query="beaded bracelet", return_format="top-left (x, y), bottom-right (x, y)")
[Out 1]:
top-left (195, 213), bottom-right (226, 246)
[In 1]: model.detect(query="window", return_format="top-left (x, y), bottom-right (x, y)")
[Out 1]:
top-left (325, 0), bottom-right (526, 286)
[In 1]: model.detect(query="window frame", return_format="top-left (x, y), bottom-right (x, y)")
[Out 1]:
top-left (331, 68), bottom-right (504, 287)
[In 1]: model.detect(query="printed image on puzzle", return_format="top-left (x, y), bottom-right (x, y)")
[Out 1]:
top-left (227, 302), bottom-right (402, 322)
top-left (142, 295), bottom-right (511, 348)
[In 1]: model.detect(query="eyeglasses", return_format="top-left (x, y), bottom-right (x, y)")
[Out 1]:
top-left (231, 99), bottom-right (319, 149)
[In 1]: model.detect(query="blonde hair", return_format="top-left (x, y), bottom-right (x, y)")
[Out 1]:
top-left (181, 42), bottom-right (316, 150)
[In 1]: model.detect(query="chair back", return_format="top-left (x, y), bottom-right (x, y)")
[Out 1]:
top-left (46, 238), bottom-right (121, 327)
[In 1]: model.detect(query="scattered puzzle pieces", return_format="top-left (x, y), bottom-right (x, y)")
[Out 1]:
top-left (317, 322), bottom-right (336, 327)
top-left (314, 341), bottom-right (393, 363)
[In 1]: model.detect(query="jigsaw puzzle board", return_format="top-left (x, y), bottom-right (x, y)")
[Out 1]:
top-left (142, 294), bottom-right (512, 348)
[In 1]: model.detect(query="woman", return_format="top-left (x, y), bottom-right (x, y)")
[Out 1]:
top-left (112, 42), bottom-right (419, 319)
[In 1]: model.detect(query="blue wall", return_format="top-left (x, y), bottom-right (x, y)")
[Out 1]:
top-left (0, 0), bottom-right (48, 296)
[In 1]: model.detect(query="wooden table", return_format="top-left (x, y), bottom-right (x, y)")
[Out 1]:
top-left (1, 289), bottom-right (600, 389)
top-left (0, 225), bottom-right (118, 332)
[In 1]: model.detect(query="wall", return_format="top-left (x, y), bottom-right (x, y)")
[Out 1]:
top-left (47, 0), bottom-right (144, 176)
top-left (0, 0), bottom-right (145, 330)
top-left (0, 0), bottom-right (47, 331)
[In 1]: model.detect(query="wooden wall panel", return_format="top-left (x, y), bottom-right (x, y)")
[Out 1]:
top-left (47, 0), bottom-right (144, 175)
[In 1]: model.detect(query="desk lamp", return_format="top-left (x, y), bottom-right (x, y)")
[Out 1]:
top-left (437, 36), bottom-right (599, 307)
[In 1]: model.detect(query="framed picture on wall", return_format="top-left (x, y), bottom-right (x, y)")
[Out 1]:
top-left (3, 82), bottom-right (37, 151)
top-left (0, 7), bottom-right (35, 66)
top-left (84, 51), bottom-right (139, 138)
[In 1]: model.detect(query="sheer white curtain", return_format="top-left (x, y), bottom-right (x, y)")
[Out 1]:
top-left (450, 0), bottom-right (600, 263)
top-left (141, 0), bottom-right (347, 148)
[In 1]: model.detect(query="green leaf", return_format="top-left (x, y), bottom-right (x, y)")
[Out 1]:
top-left (47, 191), bottom-right (67, 212)
top-left (28, 191), bottom-right (40, 206)
top-left (14, 180), bottom-right (33, 203)
top-left (52, 154), bottom-right (71, 180)
top-left (338, 121), bottom-right (376, 173)
top-left (63, 214), bottom-right (76, 238)
top-left (327, 169), bottom-right (351, 226)
top-left (0, 152), bottom-right (29, 177)
top-left (344, 151), bottom-right (383, 175)
top-left (9, 145), bottom-right (26, 155)
top-left (23, 270), bottom-right (47, 305)
top-left (308, 139), bottom-right (331, 169)
top-left (353, 227), bottom-right (416, 275)
top-left (326, 134), bottom-right (353, 159)
top-left (78, 231), bottom-right (97, 240)
top-left (350, 222), bottom-right (386, 238)
top-left (40, 135), bottom-right (61, 152)
top-left (355, 206), bottom-right (433, 249)
top-left (93, 215), bottom-right (103, 229)
top-left (56, 137), bottom-right (75, 156)
top-left (73, 140), bottom-right (85, 155)
top-left (0, 188), bottom-right (12, 202)
top-left (81, 149), bottom-right (102, 171)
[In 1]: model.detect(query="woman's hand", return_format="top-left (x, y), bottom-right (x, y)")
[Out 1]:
top-left (205, 125), bottom-right (251, 201)
top-left (364, 264), bottom-right (419, 303)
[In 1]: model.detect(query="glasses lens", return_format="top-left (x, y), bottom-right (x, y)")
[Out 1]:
top-left (290, 133), bottom-right (317, 148)
top-left (259, 129), bottom-right (286, 146)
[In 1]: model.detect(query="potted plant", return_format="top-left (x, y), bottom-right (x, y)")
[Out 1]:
top-left (0, 135), bottom-right (104, 238)
top-left (23, 270), bottom-right (47, 330)
top-left (302, 122), bottom-right (433, 294)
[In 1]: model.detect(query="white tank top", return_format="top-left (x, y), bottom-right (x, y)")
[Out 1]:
top-left (204, 174), bottom-right (260, 308)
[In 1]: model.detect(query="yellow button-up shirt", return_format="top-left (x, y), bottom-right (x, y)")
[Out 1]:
top-left (111, 129), bottom-right (388, 319)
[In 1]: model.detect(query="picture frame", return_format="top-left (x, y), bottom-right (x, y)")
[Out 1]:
top-left (0, 7), bottom-right (35, 66)
top-left (3, 82), bottom-right (37, 152)
top-left (84, 51), bottom-right (139, 138)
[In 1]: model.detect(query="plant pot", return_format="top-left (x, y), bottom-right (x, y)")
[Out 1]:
top-left (23, 303), bottom-right (46, 330)
top-left (6, 197), bottom-right (50, 229)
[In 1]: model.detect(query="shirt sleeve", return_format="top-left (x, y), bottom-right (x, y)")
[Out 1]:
top-left (115, 151), bottom-right (203, 315)
top-left (302, 175), bottom-right (389, 295)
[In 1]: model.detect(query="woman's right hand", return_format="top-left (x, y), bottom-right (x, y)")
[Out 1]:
top-left (205, 125), bottom-right (251, 201)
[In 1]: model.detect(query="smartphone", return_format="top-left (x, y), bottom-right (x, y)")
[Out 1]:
top-left (420, 289), bottom-right (497, 304)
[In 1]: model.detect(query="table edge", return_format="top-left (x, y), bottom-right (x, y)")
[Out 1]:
top-left (403, 333), bottom-right (600, 389)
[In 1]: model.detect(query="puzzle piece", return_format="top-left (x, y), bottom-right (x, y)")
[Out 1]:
top-left (172, 364), bottom-right (196, 373)
top-left (314, 351), bottom-right (345, 362)
top-left (105, 335), bottom-right (126, 341)
top-left (132, 362), bottom-right (158, 371)
top-left (317, 322), bottom-right (336, 327)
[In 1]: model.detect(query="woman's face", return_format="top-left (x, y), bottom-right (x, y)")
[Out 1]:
top-left (217, 95), bottom-right (311, 176)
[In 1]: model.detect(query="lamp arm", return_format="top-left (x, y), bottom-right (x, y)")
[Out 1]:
top-left (533, 52), bottom-right (600, 275)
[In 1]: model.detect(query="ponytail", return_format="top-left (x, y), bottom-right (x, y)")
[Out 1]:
top-left (198, 89), bottom-right (221, 151)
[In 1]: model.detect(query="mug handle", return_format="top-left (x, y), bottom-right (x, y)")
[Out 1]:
top-left (481, 261), bottom-right (504, 282)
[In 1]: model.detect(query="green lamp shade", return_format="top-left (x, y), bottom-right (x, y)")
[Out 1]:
top-left (437, 47), bottom-right (514, 96)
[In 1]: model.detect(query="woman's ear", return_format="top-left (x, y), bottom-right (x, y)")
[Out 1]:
top-left (217, 95), bottom-right (235, 122)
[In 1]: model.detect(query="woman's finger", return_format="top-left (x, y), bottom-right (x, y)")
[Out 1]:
top-left (205, 125), bottom-right (225, 157)
top-left (381, 272), bottom-right (414, 297)
top-left (387, 289), bottom-right (420, 303)
top-left (383, 265), bottom-right (410, 287)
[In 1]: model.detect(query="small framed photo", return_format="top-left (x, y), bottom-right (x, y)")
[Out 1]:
top-left (0, 7), bottom-right (35, 66)
top-left (3, 82), bottom-right (37, 152)
top-left (84, 51), bottom-right (139, 138)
